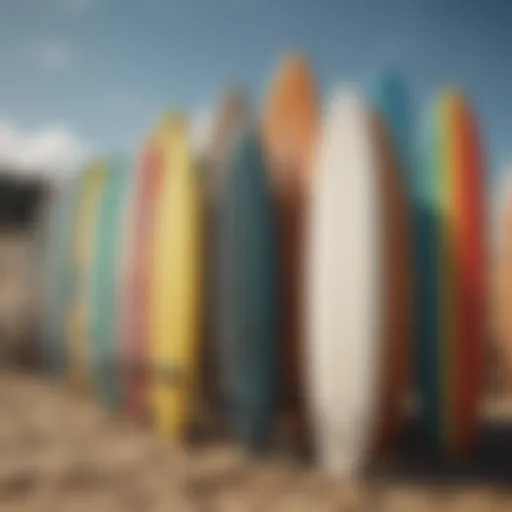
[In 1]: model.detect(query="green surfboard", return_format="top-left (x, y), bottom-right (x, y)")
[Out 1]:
top-left (90, 158), bottom-right (133, 410)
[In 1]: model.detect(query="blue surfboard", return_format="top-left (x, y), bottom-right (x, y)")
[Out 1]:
top-left (217, 126), bottom-right (280, 452)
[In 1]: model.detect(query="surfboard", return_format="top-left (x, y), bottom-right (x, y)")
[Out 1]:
top-left (306, 89), bottom-right (381, 475)
top-left (198, 89), bottom-right (249, 425)
top-left (368, 72), bottom-right (414, 451)
top-left (368, 111), bottom-right (413, 453)
top-left (123, 136), bottom-right (165, 422)
top-left (206, 90), bottom-right (250, 198)
top-left (262, 54), bottom-right (318, 447)
top-left (441, 92), bottom-right (486, 455)
top-left (437, 94), bottom-right (457, 454)
top-left (42, 177), bottom-right (79, 380)
top-left (116, 160), bottom-right (137, 411)
top-left (415, 99), bottom-right (443, 448)
top-left (90, 158), bottom-right (133, 411)
top-left (66, 161), bottom-right (108, 395)
top-left (369, 71), bottom-right (414, 193)
top-left (149, 115), bottom-right (202, 439)
top-left (217, 124), bottom-right (279, 453)
top-left (493, 169), bottom-right (512, 392)
top-left (419, 91), bottom-right (485, 455)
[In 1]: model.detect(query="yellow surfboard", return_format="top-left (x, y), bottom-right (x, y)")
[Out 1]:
top-left (67, 161), bottom-right (108, 395)
top-left (149, 114), bottom-right (202, 439)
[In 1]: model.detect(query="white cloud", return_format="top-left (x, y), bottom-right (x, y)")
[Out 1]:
top-left (29, 41), bottom-right (73, 70)
top-left (0, 121), bottom-right (87, 180)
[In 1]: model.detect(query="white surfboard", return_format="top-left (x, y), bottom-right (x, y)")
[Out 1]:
top-left (306, 88), bottom-right (382, 475)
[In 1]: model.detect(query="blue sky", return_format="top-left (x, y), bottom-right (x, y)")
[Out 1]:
top-left (0, 0), bottom-right (511, 182)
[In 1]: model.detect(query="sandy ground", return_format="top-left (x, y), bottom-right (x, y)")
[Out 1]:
top-left (1, 372), bottom-right (512, 511)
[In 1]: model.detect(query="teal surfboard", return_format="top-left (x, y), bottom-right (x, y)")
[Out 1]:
top-left (90, 158), bottom-right (133, 410)
top-left (416, 101), bottom-right (442, 447)
top-left (217, 125), bottom-right (279, 452)
top-left (369, 71), bottom-right (414, 191)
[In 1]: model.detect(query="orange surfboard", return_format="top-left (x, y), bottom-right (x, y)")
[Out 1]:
top-left (262, 53), bottom-right (318, 447)
top-left (448, 93), bottom-right (486, 455)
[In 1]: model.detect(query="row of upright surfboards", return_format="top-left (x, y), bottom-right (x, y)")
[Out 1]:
top-left (41, 54), bottom-right (486, 476)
